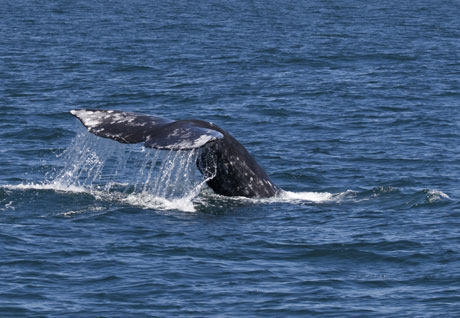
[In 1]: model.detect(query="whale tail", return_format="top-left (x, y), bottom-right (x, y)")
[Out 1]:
top-left (70, 109), bottom-right (223, 150)
top-left (70, 109), bottom-right (279, 198)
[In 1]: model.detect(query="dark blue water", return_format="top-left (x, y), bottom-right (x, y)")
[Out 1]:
top-left (1, 1), bottom-right (460, 316)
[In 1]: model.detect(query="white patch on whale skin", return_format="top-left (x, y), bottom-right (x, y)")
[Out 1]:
top-left (110, 113), bottom-right (128, 124)
top-left (169, 134), bottom-right (215, 149)
top-left (71, 109), bottom-right (103, 129)
top-left (192, 135), bottom-right (215, 147)
top-left (72, 109), bottom-right (142, 129)
top-left (169, 128), bottom-right (192, 139)
top-left (169, 129), bottom-right (180, 137)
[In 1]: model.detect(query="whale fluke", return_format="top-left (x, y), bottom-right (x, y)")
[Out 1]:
top-left (70, 109), bottom-right (279, 198)
top-left (70, 109), bottom-right (223, 150)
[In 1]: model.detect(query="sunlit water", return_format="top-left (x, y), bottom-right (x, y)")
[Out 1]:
top-left (8, 128), bottom-right (347, 212)
top-left (48, 129), bottom-right (208, 212)
top-left (1, 0), bottom-right (460, 317)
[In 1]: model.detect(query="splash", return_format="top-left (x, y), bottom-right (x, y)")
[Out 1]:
top-left (3, 129), bottom-right (452, 212)
top-left (238, 190), bottom-right (352, 204)
top-left (278, 190), bottom-right (334, 203)
top-left (425, 189), bottom-right (449, 203)
top-left (4, 128), bottom-right (342, 212)
top-left (40, 129), bottom-right (214, 212)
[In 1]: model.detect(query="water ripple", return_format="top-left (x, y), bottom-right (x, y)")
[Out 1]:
top-left (1, 0), bottom-right (460, 316)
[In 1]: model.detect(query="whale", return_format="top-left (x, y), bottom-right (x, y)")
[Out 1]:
top-left (70, 109), bottom-right (280, 198)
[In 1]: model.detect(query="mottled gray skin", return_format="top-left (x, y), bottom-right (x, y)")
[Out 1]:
top-left (191, 120), bottom-right (279, 198)
top-left (71, 110), bottom-right (279, 198)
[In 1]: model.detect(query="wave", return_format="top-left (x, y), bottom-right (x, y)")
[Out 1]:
top-left (1, 130), bottom-right (451, 213)
top-left (1, 182), bottom-right (337, 213)
top-left (200, 186), bottom-right (451, 208)
top-left (2, 181), bottom-right (199, 213)
top-left (3, 181), bottom-right (450, 215)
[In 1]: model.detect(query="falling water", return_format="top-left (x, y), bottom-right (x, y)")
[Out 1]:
top-left (41, 129), bottom-right (343, 212)
top-left (46, 129), bottom-right (214, 211)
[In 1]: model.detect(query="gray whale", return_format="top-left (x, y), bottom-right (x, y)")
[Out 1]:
top-left (70, 109), bottom-right (279, 198)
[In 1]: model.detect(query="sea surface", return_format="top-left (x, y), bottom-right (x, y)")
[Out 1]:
top-left (1, 0), bottom-right (460, 317)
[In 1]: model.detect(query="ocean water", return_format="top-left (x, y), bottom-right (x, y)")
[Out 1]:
top-left (1, 0), bottom-right (460, 316)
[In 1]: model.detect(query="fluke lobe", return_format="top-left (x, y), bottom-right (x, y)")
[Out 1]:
top-left (70, 109), bottom-right (279, 198)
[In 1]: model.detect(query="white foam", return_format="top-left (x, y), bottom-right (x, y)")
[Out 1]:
top-left (427, 189), bottom-right (449, 198)
top-left (122, 193), bottom-right (196, 212)
top-left (3, 179), bottom-right (452, 214)
top-left (199, 189), bottom-right (341, 205)
top-left (3, 182), bottom-right (87, 193)
top-left (8, 126), bottom-right (452, 213)
top-left (2, 182), bottom-right (199, 212)
top-left (197, 188), bottom-right (362, 206)
top-left (278, 190), bottom-right (334, 203)
top-left (425, 189), bottom-right (449, 203)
